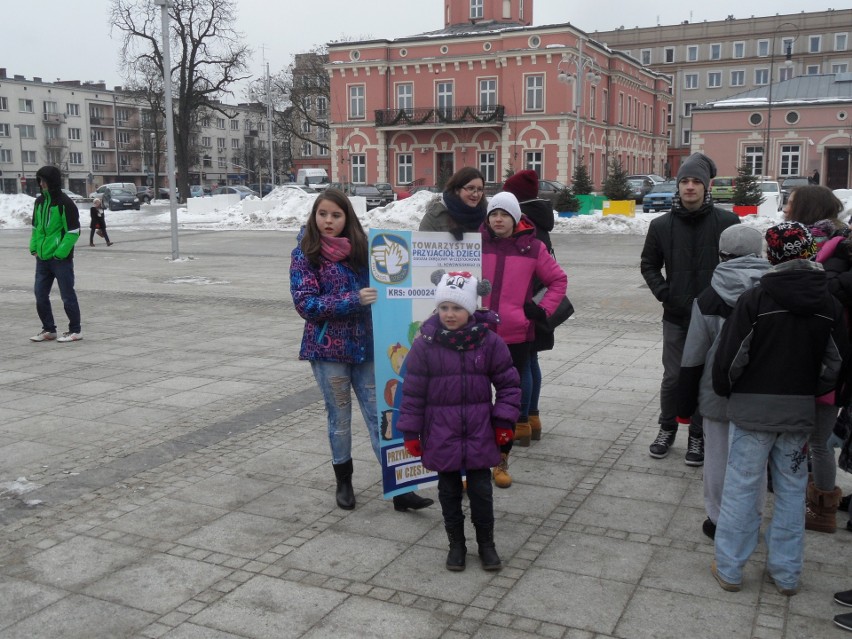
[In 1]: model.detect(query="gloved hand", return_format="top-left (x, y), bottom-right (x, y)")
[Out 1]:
top-left (404, 439), bottom-right (422, 457)
top-left (495, 427), bottom-right (513, 446)
top-left (523, 302), bottom-right (547, 321)
top-left (675, 416), bottom-right (691, 425)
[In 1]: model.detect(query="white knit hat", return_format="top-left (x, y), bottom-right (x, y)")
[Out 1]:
top-left (431, 270), bottom-right (491, 315)
top-left (487, 191), bottom-right (522, 225)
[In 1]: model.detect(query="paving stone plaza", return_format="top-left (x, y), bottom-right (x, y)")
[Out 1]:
top-left (0, 228), bottom-right (850, 638)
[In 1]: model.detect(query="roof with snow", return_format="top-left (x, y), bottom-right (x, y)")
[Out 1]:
top-left (697, 73), bottom-right (852, 110)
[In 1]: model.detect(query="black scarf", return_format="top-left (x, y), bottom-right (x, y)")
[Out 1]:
top-left (434, 320), bottom-right (489, 351)
top-left (442, 191), bottom-right (487, 232)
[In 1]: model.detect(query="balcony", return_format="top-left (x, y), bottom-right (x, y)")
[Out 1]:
top-left (374, 105), bottom-right (505, 128)
top-left (42, 113), bottom-right (66, 124)
top-left (44, 138), bottom-right (68, 148)
top-left (90, 116), bottom-right (115, 126)
top-left (92, 163), bottom-right (117, 172)
top-left (92, 140), bottom-right (114, 150)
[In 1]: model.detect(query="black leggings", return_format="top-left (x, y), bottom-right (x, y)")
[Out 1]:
top-left (90, 227), bottom-right (111, 244)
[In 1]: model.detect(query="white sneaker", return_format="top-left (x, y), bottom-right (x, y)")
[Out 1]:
top-left (57, 332), bottom-right (83, 342)
top-left (30, 330), bottom-right (57, 342)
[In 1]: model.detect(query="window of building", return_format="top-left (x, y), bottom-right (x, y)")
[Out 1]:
top-left (479, 151), bottom-right (496, 183)
top-left (218, 157), bottom-right (227, 169)
top-left (832, 63), bottom-right (849, 74)
top-left (117, 130), bottom-right (131, 146)
top-left (202, 136), bottom-right (211, 148)
top-left (216, 117), bottom-right (225, 129)
top-left (202, 156), bottom-right (212, 167)
top-left (302, 141), bottom-right (312, 156)
top-left (683, 102), bottom-right (696, 117)
top-left (0, 97), bottom-right (7, 111)
top-left (755, 68), bottom-right (769, 85)
top-left (523, 75), bottom-right (542, 112)
top-left (618, 92), bottom-right (624, 123)
top-left (437, 81), bottom-right (454, 116)
top-left (302, 96), bottom-right (312, 112)
top-left (201, 116), bottom-right (210, 127)
top-left (19, 124), bottom-right (36, 138)
top-left (836, 33), bottom-right (848, 51)
top-left (397, 153), bottom-right (413, 184)
top-left (707, 72), bottom-right (722, 88)
top-left (781, 37), bottom-right (796, 56)
top-left (69, 152), bottom-right (83, 165)
top-left (687, 45), bottom-right (698, 62)
top-left (91, 129), bottom-right (106, 142)
top-left (230, 119), bottom-right (239, 130)
top-left (809, 35), bottom-right (821, 53)
top-left (116, 108), bottom-right (130, 125)
top-left (757, 39), bottom-right (769, 57)
top-left (710, 43), bottom-right (721, 60)
top-left (0, 149), bottom-right (11, 163)
top-left (0, 123), bottom-right (9, 137)
top-left (19, 98), bottom-right (34, 113)
top-left (602, 89), bottom-right (608, 122)
top-left (318, 145), bottom-right (329, 157)
top-left (396, 83), bottom-right (413, 114)
top-left (664, 47), bottom-right (675, 63)
top-left (68, 127), bottom-right (81, 141)
top-left (682, 129), bottom-right (691, 146)
top-left (470, 0), bottom-right (483, 19)
top-left (317, 96), bottom-right (327, 116)
top-left (479, 78), bottom-right (497, 113)
top-left (301, 120), bottom-right (311, 134)
top-left (730, 70), bottom-right (745, 86)
top-left (589, 86), bottom-right (597, 120)
top-left (641, 49), bottom-right (651, 65)
top-left (779, 67), bottom-right (794, 82)
top-left (733, 41), bottom-right (745, 58)
top-left (780, 144), bottom-right (800, 177)
top-left (231, 138), bottom-right (240, 149)
top-left (22, 150), bottom-right (37, 163)
top-left (667, 102), bottom-right (673, 124)
top-left (349, 85), bottom-right (365, 119)
top-left (524, 150), bottom-right (542, 176)
top-left (43, 101), bottom-right (58, 114)
top-left (351, 154), bottom-right (366, 183)
top-left (217, 137), bottom-right (226, 150)
top-left (807, 64), bottom-right (821, 75)
top-left (244, 119), bottom-right (252, 131)
top-left (684, 73), bottom-right (698, 90)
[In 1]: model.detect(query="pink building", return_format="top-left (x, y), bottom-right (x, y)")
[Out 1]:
top-left (326, 0), bottom-right (671, 190)
top-left (692, 74), bottom-right (852, 189)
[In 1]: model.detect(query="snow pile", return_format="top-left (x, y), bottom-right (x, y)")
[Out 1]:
top-left (0, 193), bottom-right (35, 228)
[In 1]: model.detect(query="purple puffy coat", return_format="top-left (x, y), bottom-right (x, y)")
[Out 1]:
top-left (397, 312), bottom-right (521, 472)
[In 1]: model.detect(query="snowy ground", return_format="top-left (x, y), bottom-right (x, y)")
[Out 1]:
top-left (3, 186), bottom-right (851, 236)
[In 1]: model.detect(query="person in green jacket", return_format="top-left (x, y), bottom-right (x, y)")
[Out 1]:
top-left (29, 165), bottom-right (83, 343)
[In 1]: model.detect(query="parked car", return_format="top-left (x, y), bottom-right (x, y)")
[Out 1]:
top-left (248, 183), bottom-right (274, 197)
top-left (537, 179), bottom-right (568, 204)
top-left (373, 182), bottom-right (396, 206)
top-left (642, 181), bottom-right (678, 212)
top-left (627, 174), bottom-right (667, 185)
top-left (780, 176), bottom-right (810, 204)
top-left (104, 187), bottom-right (140, 211)
top-left (353, 185), bottom-right (383, 209)
top-left (136, 186), bottom-right (154, 203)
top-left (189, 185), bottom-right (212, 198)
top-left (709, 176), bottom-right (736, 202)
top-left (89, 182), bottom-right (136, 200)
top-left (277, 183), bottom-right (316, 194)
top-left (627, 177), bottom-right (655, 202)
top-left (758, 180), bottom-right (783, 211)
top-left (211, 185), bottom-right (257, 199)
top-left (62, 189), bottom-right (86, 202)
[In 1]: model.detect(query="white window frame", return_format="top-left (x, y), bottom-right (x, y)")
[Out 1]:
top-left (217, 137), bottom-right (226, 150)
top-left (19, 124), bottom-right (36, 138)
top-left (318, 145), bottom-right (329, 157)
top-left (68, 127), bottom-right (81, 141)
top-left (709, 43), bottom-right (722, 60)
top-left (69, 152), bottom-right (83, 165)
top-left (757, 39), bottom-right (770, 57)
top-left (0, 123), bottom-right (9, 137)
top-left (302, 141), bottom-right (312, 156)
top-left (317, 96), bottom-right (327, 116)
top-left (779, 144), bottom-right (801, 177)
top-left (836, 33), bottom-right (848, 52)
top-left (0, 97), bottom-right (8, 111)
top-left (230, 119), bottom-right (239, 131)
top-left (397, 153), bottom-right (413, 184)
top-left (22, 150), bottom-right (37, 164)
top-left (351, 154), bottom-right (366, 183)
top-left (684, 73), bottom-right (698, 90)
top-left (470, 0), bottom-right (483, 19)
top-left (524, 150), bottom-right (542, 176)
top-left (683, 102), bottom-right (696, 117)
top-left (664, 47), bottom-right (675, 63)
top-left (686, 45), bottom-right (698, 62)
top-left (809, 35), bottom-right (821, 53)
top-left (396, 83), bottom-right (413, 114)
top-left (217, 157), bottom-right (227, 169)
top-left (707, 71), bottom-right (722, 88)
top-left (682, 129), bottom-right (691, 145)
top-left (479, 151), bottom-right (496, 183)
top-left (479, 78), bottom-right (497, 113)
top-left (349, 85), bottom-right (365, 120)
top-left (230, 138), bottom-right (240, 150)
top-left (730, 70), bottom-right (745, 87)
top-left (733, 41), bottom-right (745, 59)
top-left (806, 64), bottom-right (821, 75)
top-left (216, 117), bottom-right (225, 129)
top-left (640, 49), bottom-right (652, 65)
top-left (0, 149), bottom-right (12, 163)
top-left (832, 63), bottom-right (849, 74)
top-left (781, 37), bottom-right (796, 56)
top-left (437, 81), bottom-right (454, 117)
top-left (524, 75), bottom-right (544, 112)
top-left (755, 68), bottom-right (769, 85)
top-left (19, 98), bottom-right (34, 113)
top-left (780, 67), bottom-right (794, 82)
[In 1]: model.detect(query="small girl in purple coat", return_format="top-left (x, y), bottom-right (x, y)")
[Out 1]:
top-left (398, 270), bottom-right (521, 572)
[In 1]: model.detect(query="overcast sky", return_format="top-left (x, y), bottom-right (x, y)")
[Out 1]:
top-left (4, 0), bottom-right (821, 102)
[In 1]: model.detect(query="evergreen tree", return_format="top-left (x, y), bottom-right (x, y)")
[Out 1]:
top-left (554, 187), bottom-right (580, 213)
top-left (603, 158), bottom-right (634, 200)
top-left (571, 159), bottom-right (594, 195)
top-left (731, 160), bottom-right (764, 206)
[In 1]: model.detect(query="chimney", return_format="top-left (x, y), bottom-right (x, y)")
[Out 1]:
top-left (34, 77), bottom-right (42, 83)
top-left (14, 74), bottom-right (25, 80)
top-left (0, 68), bottom-right (6, 79)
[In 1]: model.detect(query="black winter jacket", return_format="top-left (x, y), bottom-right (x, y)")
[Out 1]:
top-left (640, 202), bottom-right (740, 327)
top-left (518, 198), bottom-right (554, 255)
top-left (712, 260), bottom-right (848, 434)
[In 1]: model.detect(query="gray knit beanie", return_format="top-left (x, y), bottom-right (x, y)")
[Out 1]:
top-left (677, 153), bottom-right (717, 190)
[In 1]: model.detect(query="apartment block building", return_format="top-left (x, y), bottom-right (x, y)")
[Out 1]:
top-left (592, 9), bottom-right (852, 175)
top-left (0, 69), bottom-right (273, 196)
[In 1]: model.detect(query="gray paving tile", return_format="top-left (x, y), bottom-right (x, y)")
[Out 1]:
top-left (301, 595), bottom-right (450, 638)
top-left (177, 511), bottom-right (303, 559)
top-left (0, 575), bottom-right (67, 632)
top-left (103, 498), bottom-right (229, 541)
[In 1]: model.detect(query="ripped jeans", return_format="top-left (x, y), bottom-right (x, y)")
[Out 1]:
top-left (310, 360), bottom-right (380, 465)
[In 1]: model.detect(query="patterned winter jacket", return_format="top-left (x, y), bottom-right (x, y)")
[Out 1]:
top-left (397, 312), bottom-right (520, 472)
top-left (289, 229), bottom-right (373, 363)
top-left (480, 217), bottom-right (567, 345)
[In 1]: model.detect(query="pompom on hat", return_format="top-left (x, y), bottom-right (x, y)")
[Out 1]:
top-left (431, 269), bottom-right (491, 315)
top-left (764, 222), bottom-right (817, 265)
top-left (502, 170), bottom-right (539, 202)
top-left (487, 191), bottom-right (522, 226)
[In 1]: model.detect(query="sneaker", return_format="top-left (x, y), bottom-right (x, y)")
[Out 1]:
top-left (834, 589), bottom-right (852, 607)
top-left (649, 428), bottom-right (676, 459)
top-left (839, 494), bottom-right (851, 512)
top-left (835, 612), bottom-right (852, 632)
top-left (711, 560), bottom-right (741, 592)
top-left (685, 434), bottom-right (705, 467)
top-left (702, 517), bottom-right (717, 540)
top-left (29, 330), bottom-right (57, 342)
top-left (56, 332), bottom-right (82, 343)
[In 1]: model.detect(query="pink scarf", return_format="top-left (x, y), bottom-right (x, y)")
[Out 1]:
top-left (320, 234), bottom-right (352, 262)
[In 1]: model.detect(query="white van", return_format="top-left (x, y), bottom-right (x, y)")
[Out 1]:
top-left (296, 168), bottom-right (329, 191)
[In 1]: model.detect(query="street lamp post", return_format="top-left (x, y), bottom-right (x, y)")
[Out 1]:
top-left (764, 22), bottom-right (798, 179)
top-left (558, 40), bottom-right (601, 176)
top-left (153, 0), bottom-right (179, 260)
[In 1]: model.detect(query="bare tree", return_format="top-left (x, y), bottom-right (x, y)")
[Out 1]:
top-left (120, 59), bottom-right (166, 193)
top-left (110, 0), bottom-right (251, 199)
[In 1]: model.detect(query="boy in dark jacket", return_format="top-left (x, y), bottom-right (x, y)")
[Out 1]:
top-left (641, 153), bottom-right (740, 464)
top-left (398, 271), bottom-right (520, 572)
top-left (29, 165), bottom-right (82, 342)
top-left (711, 222), bottom-right (848, 595)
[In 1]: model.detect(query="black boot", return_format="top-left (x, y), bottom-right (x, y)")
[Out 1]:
top-left (475, 523), bottom-right (501, 571)
top-left (445, 524), bottom-right (467, 571)
top-left (392, 491), bottom-right (434, 511)
top-left (332, 459), bottom-right (355, 510)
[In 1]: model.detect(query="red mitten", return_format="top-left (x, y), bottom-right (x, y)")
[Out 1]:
top-left (495, 427), bottom-right (513, 446)
top-left (404, 439), bottom-right (422, 457)
top-left (675, 416), bottom-right (691, 425)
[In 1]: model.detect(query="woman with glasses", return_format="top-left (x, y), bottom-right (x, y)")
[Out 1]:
top-left (419, 167), bottom-right (488, 240)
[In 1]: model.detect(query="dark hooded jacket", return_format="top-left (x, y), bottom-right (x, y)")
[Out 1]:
top-left (29, 165), bottom-right (80, 260)
top-left (517, 198), bottom-right (554, 254)
top-left (712, 260), bottom-right (848, 433)
top-left (397, 311), bottom-right (520, 472)
top-left (640, 199), bottom-right (740, 327)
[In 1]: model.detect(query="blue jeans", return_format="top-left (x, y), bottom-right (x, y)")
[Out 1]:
top-left (34, 257), bottom-right (81, 334)
top-left (310, 360), bottom-right (380, 465)
top-left (714, 423), bottom-right (808, 590)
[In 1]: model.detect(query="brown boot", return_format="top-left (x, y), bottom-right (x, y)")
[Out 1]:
top-left (805, 483), bottom-right (842, 533)
top-left (514, 421), bottom-right (532, 447)
top-left (493, 453), bottom-right (512, 488)
top-left (529, 413), bottom-right (542, 441)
